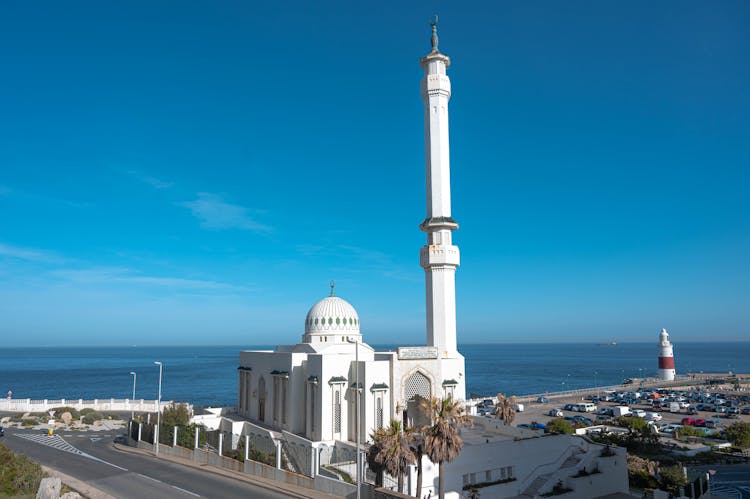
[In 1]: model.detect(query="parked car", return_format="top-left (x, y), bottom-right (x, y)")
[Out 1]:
top-left (632, 409), bottom-right (646, 418)
top-left (645, 412), bottom-right (663, 422)
top-left (572, 415), bottom-right (593, 426)
top-left (741, 407), bottom-right (750, 415)
top-left (548, 409), bottom-right (564, 417)
top-left (537, 396), bottom-right (549, 404)
top-left (564, 403), bottom-right (576, 411)
top-left (0, 426), bottom-right (4, 437)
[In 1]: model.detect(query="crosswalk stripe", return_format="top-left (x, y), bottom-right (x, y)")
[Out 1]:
top-left (12, 433), bottom-right (128, 472)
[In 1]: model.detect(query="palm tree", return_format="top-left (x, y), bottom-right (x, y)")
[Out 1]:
top-left (366, 427), bottom-right (387, 487)
top-left (409, 432), bottom-right (425, 498)
top-left (421, 396), bottom-right (472, 499)
top-left (494, 393), bottom-right (517, 426)
top-left (375, 419), bottom-right (416, 493)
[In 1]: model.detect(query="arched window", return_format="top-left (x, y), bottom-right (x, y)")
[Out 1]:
top-left (334, 391), bottom-right (342, 433)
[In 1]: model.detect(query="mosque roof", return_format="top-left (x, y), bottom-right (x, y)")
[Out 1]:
top-left (304, 294), bottom-right (360, 336)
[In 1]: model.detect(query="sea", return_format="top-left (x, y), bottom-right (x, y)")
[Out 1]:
top-left (0, 343), bottom-right (747, 407)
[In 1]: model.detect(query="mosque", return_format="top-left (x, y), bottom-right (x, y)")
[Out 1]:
top-left (230, 25), bottom-right (630, 499)
top-left (236, 21), bottom-right (465, 444)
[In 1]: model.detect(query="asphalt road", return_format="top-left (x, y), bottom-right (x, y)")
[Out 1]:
top-left (694, 464), bottom-right (750, 499)
top-left (2, 428), bottom-right (292, 499)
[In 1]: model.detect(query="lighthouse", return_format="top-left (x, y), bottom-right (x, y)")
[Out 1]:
top-left (658, 328), bottom-right (676, 381)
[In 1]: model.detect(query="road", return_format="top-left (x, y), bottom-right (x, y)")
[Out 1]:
top-left (694, 464), bottom-right (750, 499)
top-left (2, 427), bottom-right (293, 499)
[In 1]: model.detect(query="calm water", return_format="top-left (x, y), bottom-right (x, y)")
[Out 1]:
top-left (0, 343), bottom-right (747, 406)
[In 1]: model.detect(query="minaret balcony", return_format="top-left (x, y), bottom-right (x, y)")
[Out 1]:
top-left (420, 244), bottom-right (460, 268)
top-left (420, 216), bottom-right (459, 231)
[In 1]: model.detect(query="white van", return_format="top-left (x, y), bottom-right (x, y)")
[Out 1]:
top-left (574, 403), bottom-right (597, 413)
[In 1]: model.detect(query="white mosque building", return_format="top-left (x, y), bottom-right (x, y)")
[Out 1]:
top-left (226, 24), bottom-right (630, 499)
top-left (236, 20), bottom-right (465, 445)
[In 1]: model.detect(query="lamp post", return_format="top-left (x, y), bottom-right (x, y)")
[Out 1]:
top-left (154, 361), bottom-right (162, 456)
top-left (594, 371), bottom-right (598, 398)
top-left (347, 337), bottom-right (361, 499)
top-left (129, 371), bottom-right (137, 421)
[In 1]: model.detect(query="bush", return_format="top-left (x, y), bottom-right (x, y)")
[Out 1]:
top-left (50, 407), bottom-right (80, 420)
top-left (725, 422), bottom-right (750, 448)
top-left (0, 443), bottom-right (45, 496)
top-left (659, 465), bottom-right (688, 495)
top-left (546, 418), bottom-right (574, 434)
top-left (161, 403), bottom-right (191, 426)
top-left (175, 424), bottom-right (207, 449)
top-left (82, 411), bottom-right (103, 425)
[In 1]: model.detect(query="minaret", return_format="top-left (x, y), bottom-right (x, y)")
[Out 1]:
top-left (658, 328), bottom-right (676, 381)
top-left (419, 21), bottom-right (460, 356)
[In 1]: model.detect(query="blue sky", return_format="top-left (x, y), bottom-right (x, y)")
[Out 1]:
top-left (1, 1), bottom-right (748, 346)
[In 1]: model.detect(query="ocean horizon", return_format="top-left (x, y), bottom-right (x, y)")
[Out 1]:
top-left (1, 342), bottom-right (747, 407)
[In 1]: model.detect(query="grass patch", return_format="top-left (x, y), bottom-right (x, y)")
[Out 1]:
top-left (0, 443), bottom-right (45, 497)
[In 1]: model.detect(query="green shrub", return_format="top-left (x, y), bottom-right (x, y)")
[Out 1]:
top-left (546, 418), bottom-right (574, 434)
top-left (0, 443), bottom-right (45, 496)
top-left (82, 411), bottom-right (103, 424)
top-left (50, 407), bottom-right (80, 419)
top-left (161, 403), bottom-right (191, 426)
top-left (725, 422), bottom-right (750, 448)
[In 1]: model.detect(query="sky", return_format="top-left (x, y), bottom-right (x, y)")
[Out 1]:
top-left (1, 1), bottom-right (748, 346)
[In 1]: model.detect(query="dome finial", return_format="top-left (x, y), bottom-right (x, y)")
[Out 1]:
top-left (329, 280), bottom-right (335, 297)
top-left (430, 15), bottom-right (439, 52)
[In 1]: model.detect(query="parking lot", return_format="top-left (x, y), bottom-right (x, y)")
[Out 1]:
top-left (481, 386), bottom-right (750, 435)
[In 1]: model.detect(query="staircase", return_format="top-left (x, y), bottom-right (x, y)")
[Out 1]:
top-left (521, 473), bottom-right (552, 497)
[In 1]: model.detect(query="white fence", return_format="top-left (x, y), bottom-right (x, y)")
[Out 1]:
top-left (0, 398), bottom-right (176, 413)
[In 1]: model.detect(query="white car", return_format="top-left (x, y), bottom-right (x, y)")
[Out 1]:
top-left (645, 412), bottom-right (663, 421)
top-left (548, 409), bottom-right (563, 417)
top-left (632, 409), bottom-right (646, 418)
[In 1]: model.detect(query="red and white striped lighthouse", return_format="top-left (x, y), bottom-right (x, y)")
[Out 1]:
top-left (658, 328), bottom-right (675, 381)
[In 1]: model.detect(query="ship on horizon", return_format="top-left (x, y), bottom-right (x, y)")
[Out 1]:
top-left (596, 341), bottom-right (618, 346)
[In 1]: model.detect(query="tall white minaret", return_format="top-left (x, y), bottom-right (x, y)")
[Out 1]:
top-left (658, 328), bottom-right (676, 381)
top-left (419, 21), bottom-right (460, 356)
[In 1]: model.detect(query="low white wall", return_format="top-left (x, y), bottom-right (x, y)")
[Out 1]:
top-left (0, 398), bottom-right (181, 413)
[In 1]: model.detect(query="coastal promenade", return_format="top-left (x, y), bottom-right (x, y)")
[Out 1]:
top-left (0, 397), bottom-right (177, 413)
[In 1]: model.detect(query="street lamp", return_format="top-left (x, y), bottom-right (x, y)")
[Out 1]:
top-left (594, 371), bottom-right (598, 398)
top-left (346, 337), bottom-right (361, 499)
top-left (154, 361), bottom-right (162, 456)
top-left (129, 371), bottom-right (137, 421)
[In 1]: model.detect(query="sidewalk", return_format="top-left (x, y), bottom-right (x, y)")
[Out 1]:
top-left (113, 443), bottom-right (343, 499)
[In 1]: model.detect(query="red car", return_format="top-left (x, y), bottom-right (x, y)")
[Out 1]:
top-left (682, 417), bottom-right (706, 426)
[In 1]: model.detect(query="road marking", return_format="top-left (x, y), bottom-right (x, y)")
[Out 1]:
top-left (171, 485), bottom-right (201, 497)
top-left (12, 433), bottom-right (128, 471)
top-left (90, 437), bottom-right (101, 442)
top-left (137, 473), bottom-right (162, 484)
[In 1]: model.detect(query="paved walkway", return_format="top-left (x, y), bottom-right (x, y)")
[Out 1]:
top-left (113, 443), bottom-right (343, 499)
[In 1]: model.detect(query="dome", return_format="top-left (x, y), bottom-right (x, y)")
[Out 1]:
top-left (305, 295), bottom-right (360, 335)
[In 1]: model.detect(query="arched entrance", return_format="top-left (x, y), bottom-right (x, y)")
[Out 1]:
top-left (403, 371), bottom-right (431, 428)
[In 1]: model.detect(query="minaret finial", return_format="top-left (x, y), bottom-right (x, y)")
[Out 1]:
top-left (430, 15), bottom-right (439, 52)
top-left (329, 280), bottom-right (335, 297)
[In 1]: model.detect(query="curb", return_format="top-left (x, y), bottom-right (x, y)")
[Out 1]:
top-left (41, 465), bottom-right (117, 499)
top-left (112, 443), bottom-right (334, 499)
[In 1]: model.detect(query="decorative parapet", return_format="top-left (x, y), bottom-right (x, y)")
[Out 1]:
top-left (442, 379), bottom-right (458, 386)
top-left (370, 383), bottom-right (389, 392)
top-left (237, 366), bottom-right (252, 371)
